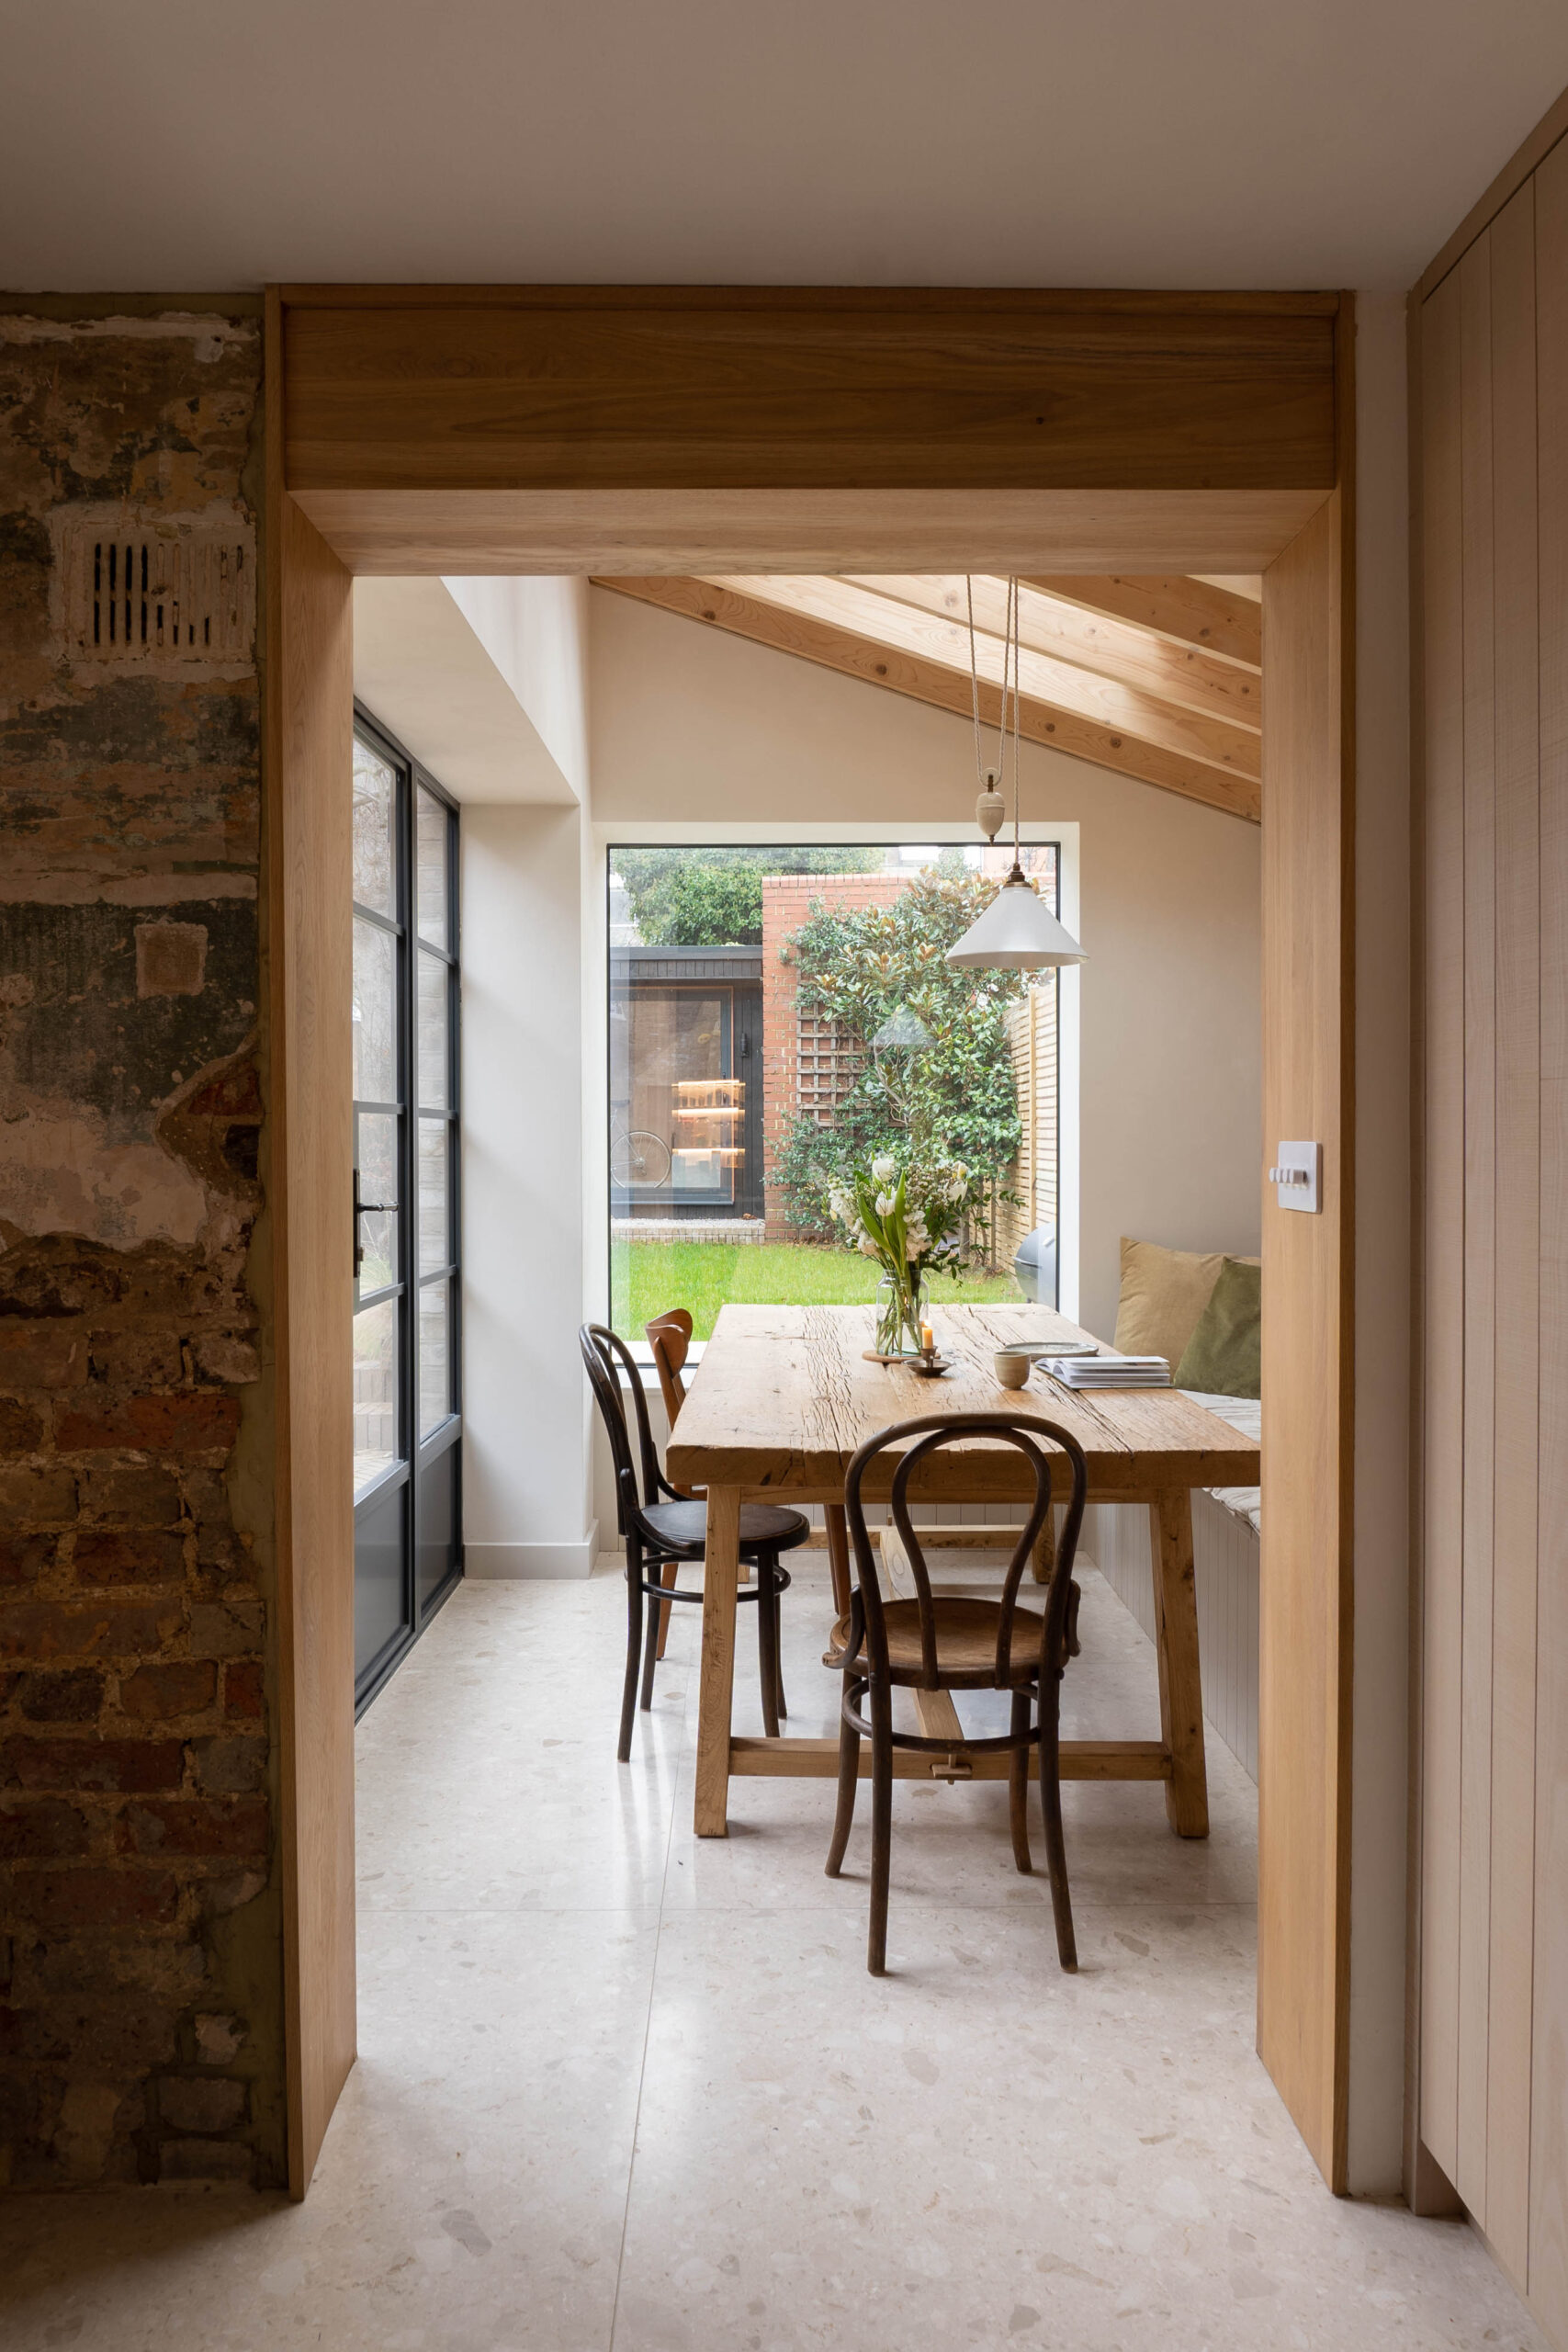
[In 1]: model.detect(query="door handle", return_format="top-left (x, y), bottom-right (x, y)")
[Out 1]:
top-left (353, 1167), bottom-right (395, 1278)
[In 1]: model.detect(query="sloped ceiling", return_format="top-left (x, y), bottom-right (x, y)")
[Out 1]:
top-left (594, 573), bottom-right (1264, 820)
top-left (1, 3), bottom-right (1566, 289)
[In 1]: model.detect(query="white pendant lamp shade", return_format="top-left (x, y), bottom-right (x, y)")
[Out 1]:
top-left (945, 868), bottom-right (1086, 970)
top-left (951, 576), bottom-right (1089, 971)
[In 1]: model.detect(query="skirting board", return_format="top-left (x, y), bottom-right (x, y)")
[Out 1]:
top-left (466, 1529), bottom-right (600, 1580)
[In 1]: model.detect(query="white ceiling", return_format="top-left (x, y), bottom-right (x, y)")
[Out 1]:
top-left (4, 2), bottom-right (1565, 292)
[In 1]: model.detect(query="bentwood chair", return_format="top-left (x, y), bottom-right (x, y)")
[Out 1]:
top-left (644, 1308), bottom-right (695, 1659)
top-left (581, 1323), bottom-right (809, 1760)
top-left (826, 1410), bottom-right (1089, 1976)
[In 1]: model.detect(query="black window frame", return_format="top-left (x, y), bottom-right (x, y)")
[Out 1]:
top-left (352, 703), bottom-right (463, 1712)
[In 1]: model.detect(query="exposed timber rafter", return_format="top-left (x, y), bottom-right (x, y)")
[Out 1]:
top-left (594, 573), bottom-right (1261, 822)
top-left (839, 572), bottom-right (1262, 731)
top-left (1024, 574), bottom-right (1263, 668)
top-left (699, 574), bottom-right (1258, 786)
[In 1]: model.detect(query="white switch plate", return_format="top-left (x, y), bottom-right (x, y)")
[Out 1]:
top-left (1269, 1140), bottom-right (1322, 1214)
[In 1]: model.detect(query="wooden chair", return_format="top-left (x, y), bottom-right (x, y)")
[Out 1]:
top-left (581, 1323), bottom-right (808, 1759)
top-left (826, 1409), bottom-right (1089, 1976)
top-left (645, 1307), bottom-right (693, 1438)
top-left (644, 1308), bottom-right (694, 1657)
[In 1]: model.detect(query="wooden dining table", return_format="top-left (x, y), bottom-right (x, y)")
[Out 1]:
top-left (665, 1301), bottom-right (1262, 1839)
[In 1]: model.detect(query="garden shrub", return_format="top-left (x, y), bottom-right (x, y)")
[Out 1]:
top-left (773, 871), bottom-right (1027, 1239)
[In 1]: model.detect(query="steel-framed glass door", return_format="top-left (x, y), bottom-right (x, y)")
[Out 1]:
top-left (351, 708), bottom-right (461, 1710)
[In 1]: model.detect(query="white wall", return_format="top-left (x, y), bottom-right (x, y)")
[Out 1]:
top-left (589, 586), bottom-right (1263, 1342)
top-left (461, 803), bottom-right (597, 1575)
top-left (445, 576), bottom-right (592, 802)
top-left (354, 577), bottom-right (585, 805)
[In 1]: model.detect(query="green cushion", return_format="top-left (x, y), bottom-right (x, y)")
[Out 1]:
top-left (1174, 1256), bottom-right (1261, 1398)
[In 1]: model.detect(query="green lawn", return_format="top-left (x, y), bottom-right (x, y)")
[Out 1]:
top-left (612, 1239), bottom-right (1021, 1342)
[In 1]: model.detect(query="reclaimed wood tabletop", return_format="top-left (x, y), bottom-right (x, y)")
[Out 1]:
top-left (666, 1302), bottom-right (1260, 1840)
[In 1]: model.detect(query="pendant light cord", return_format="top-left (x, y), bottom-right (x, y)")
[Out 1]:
top-left (1010, 575), bottom-right (1022, 874)
top-left (965, 576), bottom-right (986, 789)
top-left (966, 573), bottom-right (1026, 878)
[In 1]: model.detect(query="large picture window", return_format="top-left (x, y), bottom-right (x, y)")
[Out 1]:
top-left (607, 842), bottom-right (1060, 1343)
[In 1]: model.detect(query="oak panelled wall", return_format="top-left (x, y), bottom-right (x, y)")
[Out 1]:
top-left (1415, 130), bottom-right (1568, 2344)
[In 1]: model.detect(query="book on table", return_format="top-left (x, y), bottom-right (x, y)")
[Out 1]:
top-left (1040, 1353), bottom-right (1171, 1389)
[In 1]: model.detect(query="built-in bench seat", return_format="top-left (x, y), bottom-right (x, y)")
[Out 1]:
top-left (1082, 1388), bottom-right (1260, 1781)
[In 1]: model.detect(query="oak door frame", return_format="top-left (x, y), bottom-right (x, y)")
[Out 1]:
top-left (263, 285), bottom-right (1357, 2198)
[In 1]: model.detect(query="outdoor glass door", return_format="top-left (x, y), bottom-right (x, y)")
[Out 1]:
top-left (351, 710), bottom-right (462, 1710)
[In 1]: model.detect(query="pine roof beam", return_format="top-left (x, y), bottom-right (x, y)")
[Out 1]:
top-left (701, 573), bottom-right (1260, 788)
top-left (594, 575), bottom-right (1260, 823)
top-left (840, 572), bottom-right (1262, 731)
top-left (1023, 574), bottom-right (1263, 668)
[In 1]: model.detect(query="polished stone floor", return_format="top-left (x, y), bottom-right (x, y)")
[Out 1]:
top-left (3, 1556), bottom-right (1545, 2352)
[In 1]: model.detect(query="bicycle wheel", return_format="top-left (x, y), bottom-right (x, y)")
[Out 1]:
top-left (611, 1128), bottom-right (671, 1188)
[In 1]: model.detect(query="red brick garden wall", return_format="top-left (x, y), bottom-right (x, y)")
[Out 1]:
top-left (0, 306), bottom-right (282, 2187)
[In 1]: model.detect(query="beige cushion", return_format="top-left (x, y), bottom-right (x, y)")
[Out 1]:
top-left (1112, 1237), bottom-right (1226, 1370)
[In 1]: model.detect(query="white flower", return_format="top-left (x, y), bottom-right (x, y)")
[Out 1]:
top-left (874, 1191), bottom-right (897, 1217)
top-left (871, 1155), bottom-right (898, 1183)
top-left (857, 1232), bottom-right (881, 1257)
top-left (945, 1170), bottom-right (967, 1201)
top-left (827, 1188), bottom-right (852, 1223)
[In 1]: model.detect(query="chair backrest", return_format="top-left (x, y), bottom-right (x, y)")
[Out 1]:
top-left (580, 1322), bottom-right (660, 1533)
top-left (645, 1308), bottom-right (693, 1428)
top-left (841, 1410), bottom-right (1089, 1689)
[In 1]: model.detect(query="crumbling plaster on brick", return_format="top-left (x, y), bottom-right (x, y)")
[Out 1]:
top-left (1, 305), bottom-right (284, 2189)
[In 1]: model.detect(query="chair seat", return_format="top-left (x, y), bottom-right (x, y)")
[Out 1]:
top-left (641, 1499), bottom-right (811, 1557)
top-left (828, 1596), bottom-right (1050, 1686)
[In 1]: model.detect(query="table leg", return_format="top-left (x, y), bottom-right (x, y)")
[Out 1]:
top-left (824, 1502), bottom-right (853, 1619)
top-left (694, 1483), bottom-right (742, 1838)
top-left (1148, 1488), bottom-right (1209, 1837)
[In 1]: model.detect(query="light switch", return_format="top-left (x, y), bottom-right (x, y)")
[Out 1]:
top-left (1269, 1140), bottom-right (1322, 1214)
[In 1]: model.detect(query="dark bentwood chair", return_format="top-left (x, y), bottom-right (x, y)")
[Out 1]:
top-left (644, 1308), bottom-right (695, 1660)
top-left (826, 1410), bottom-right (1089, 1976)
top-left (581, 1323), bottom-right (809, 1761)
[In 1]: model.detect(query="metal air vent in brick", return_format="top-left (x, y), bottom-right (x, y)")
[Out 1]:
top-left (56, 514), bottom-right (255, 669)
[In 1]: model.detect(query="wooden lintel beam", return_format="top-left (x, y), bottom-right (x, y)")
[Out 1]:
top-left (595, 576), bottom-right (1260, 822)
top-left (1025, 574), bottom-right (1263, 668)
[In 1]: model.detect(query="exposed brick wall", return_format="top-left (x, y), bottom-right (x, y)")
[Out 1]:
top-left (0, 305), bottom-right (281, 2188)
top-left (759, 872), bottom-right (906, 1237)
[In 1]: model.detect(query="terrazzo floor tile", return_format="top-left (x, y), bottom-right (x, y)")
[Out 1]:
top-left (612, 1904), bottom-right (1528, 2352)
top-left (0, 1562), bottom-right (1548, 2352)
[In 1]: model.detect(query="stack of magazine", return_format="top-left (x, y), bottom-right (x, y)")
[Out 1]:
top-left (1039, 1352), bottom-right (1171, 1389)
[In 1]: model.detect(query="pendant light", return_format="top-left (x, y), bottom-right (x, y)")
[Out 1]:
top-left (870, 1004), bottom-right (934, 1051)
top-left (945, 577), bottom-right (1087, 972)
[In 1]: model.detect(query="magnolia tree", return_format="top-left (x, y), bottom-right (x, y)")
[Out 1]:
top-left (773, 870), bottom-right (1028, 1253)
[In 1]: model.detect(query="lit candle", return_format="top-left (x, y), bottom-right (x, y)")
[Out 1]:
top-left (920, 1321), bottom-right (934, 1353)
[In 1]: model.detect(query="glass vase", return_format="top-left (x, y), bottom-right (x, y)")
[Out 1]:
top-left (874, 1270), bottom-right (929, 1360)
